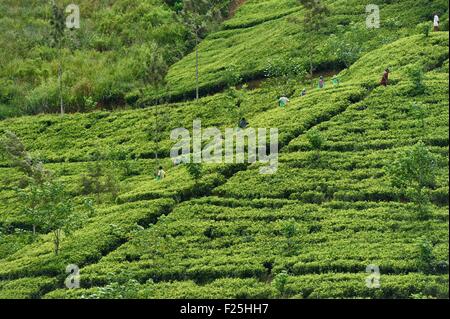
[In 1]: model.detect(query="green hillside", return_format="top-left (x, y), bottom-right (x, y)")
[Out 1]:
top-left (0, 0), bottom-right (449, 299)
top-left (0, 0), bottom-right (233, 118)
top-left (161, 0), bottom-right (449, 100)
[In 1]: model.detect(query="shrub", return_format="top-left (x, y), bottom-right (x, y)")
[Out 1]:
top-left (306, 129), bottom-right (324, 151)
top-left (273, 271), bottom-right (289, 298)
top-left (186, 162), bottom-right (203, 184)
top-left (417, 239), bottom-right (436, 274)
top-left (388, 141), bottom-right (438, 217)
top-left (300, 191), bottom-right (325, 204)
top-left (407, 65), bottom-right (427, 96)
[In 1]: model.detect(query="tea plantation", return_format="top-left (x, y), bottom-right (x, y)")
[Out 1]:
top-left (0, 0), bottom-right (448, 299)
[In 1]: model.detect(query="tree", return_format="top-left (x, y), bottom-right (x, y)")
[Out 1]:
top-left (186, 162), bottom-right (203, 185)
top-left (19, 181), bottom-right (75, 255)
top-left (136, 43), bottom-right (169, 91)
top-left (264, 57), bottom-right (307, 97)
top-left (0, 131), bottom-right (50, 185)
top-left (273, 270), bottom-right (289, 298)
top-left (417, 238), bottom-right (436, 274)
top-left (388, 141), bottom-right (438, 218)
top-left (407, 65), bottom-right (427, 96)
top-left (81, 151), bottom-right (120, 202)
top-left (225, 87), bottom-right (241, 122)
top-left (49, 0), bottom-right (66, 115)
top-left (297, 0), bottom-right (330, 79)
top-left (180, 0), bottom-right (225, 100)
top-left (281, 219), bottom-right (297, 255)
top-left (133, 43), bottom-right (169, 160)
top-left (326, 23), bottom-right (370, 68)
top-left (306, 128), bottom-right (325, 163)
top-left (1, 131), bottom-right (50, 234)
top-left (1, 131), bottom-right (77, 254)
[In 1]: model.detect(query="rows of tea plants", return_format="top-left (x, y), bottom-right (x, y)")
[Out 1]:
top-left (161, 0), bottom-right (449, 100)
top-left (0, 82), bottom-right (365, 166)
top-left (0, 32), bottom-right (448, 298)
top-left (0, 199), bottom-right (174, 280)
top-left (43, 35), bottom-right (447, 298)
top-left (39, 198), bottom-right (447, 298)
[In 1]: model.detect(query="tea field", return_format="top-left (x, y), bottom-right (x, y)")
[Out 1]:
top-left (0, 0), bottom-right (448, 299)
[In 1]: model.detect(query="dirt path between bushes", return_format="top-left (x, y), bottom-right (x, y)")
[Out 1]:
top-left (229, 0), bottom-right (246, 18)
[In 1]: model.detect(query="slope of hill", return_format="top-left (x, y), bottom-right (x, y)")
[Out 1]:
top-left (2, 0), bottom-right (449, 117)
top-left (0, 0), bottom-right (205, 117)
top-left (159, 0), bottom-right (449, 101)
top-left (0, 0), bottom-right (449, 299)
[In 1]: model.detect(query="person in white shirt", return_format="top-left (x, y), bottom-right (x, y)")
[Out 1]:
top-left (278, 96), bottom-right (290, 108)
top-left (433, 14), bottom-right (440, 32)
top-left (156, 166), bottom-right (165, 180)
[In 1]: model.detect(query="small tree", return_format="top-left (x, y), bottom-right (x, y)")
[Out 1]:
top-left (297, 0), bottom-right (330, 79)
top-left (81, 152), bottom-right (120, 202)
top-left (1, 131), bottom-right (77, 254)
top-left (273, 271), bottom-right (289, 298)
top-left (417, 238), bottom-right (436, 274)
top-left (226, 86), bottom-right (244, 123)
top-left (306, 128), bottom-right (325, 163)
top-left (1, 131), bottom-right (51, 234)
top-left (19, 181), bottom-right (75, 255)
top-left (132, 42), bottom-right (170, 160)
top-left (326, 23), bottom-right (370, 68)
top-left (135, 42), bottom-right (169, 101)
top-left (0, 131), bottom-right (50, 184)
top-left (410, 102), bottom-right (426, 131)
top-left (282, 219), bottom-right (297, 255)
top-left (49, 0), bottom-right (66, 115)
top-left (181, 0), bottom-right (225, 99)
top-left (407, 65), bottom-right (426, 96)
top-left (388, 141), bottom-right (438, 218)
top-left (264, 58), bottom-right (307, 97)
top-left (186, 162), bottom-right (203, 185)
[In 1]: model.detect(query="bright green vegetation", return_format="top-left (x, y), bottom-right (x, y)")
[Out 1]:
top-left (0, 0), bottom-right (224, 118)
top-left (0, 0), bottom-right (449, 299)
top-left (2, 0), bottom-right (449, 117)
top-left (161, 0), bottom-right (449, 101)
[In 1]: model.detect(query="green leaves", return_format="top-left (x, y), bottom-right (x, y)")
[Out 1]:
top-left (0, 130), bottom-right (50, 184)
top-left (306, 128), bottom-right (324, 151)
top-left (387, 141), bottom-right (439, 217)
top-left (186, 162), bottom-right (203, 182)
top-left (298, 0), bottom-right (330, 32)
top-left (273, 270), bottom-right (289, 297)
top-left (49, 0), bottom-right (65, 49)
top-left (388, 141), bottom-right (437, 191)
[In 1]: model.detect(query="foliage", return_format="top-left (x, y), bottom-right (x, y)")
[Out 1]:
top-left (83, 279), bottom-right (141, 299)
top-left (273, 270), bottom-right (289, 297)
top-left (0, 131), bottom-right (50, 184)
top-left (0, 0), bottom-right (189, 115)
top-left (297, 0), bottom-right (330, 76)
top-left (264, 57), bottom-right (307, 97)
top-left (281, 219), bottom-right (297, 255)
top-left (306, 129), bottom-right (324, 151)
top-left (407, 65), bottom-right (427, 96)
top-left (186, 162), bottom-right (203, 184)
top-left (410, 102), bottom-right (426, 131)
top-left (180, 0), bottom-right (229, 99)
top-left (19, 180), bottom-right (76, 255)
top-left (0, 1), bottom-right (448, 300)
top-left (388, 141), bottom-right (438, 215)
top-left (306, 128), bottom-right (324, 164)
top-left (81, 153), bottom-right (120, 202)
top-left (417, 238), bottom-right (436, 274)
top-left (326, 23), bottom-right (370, 68)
